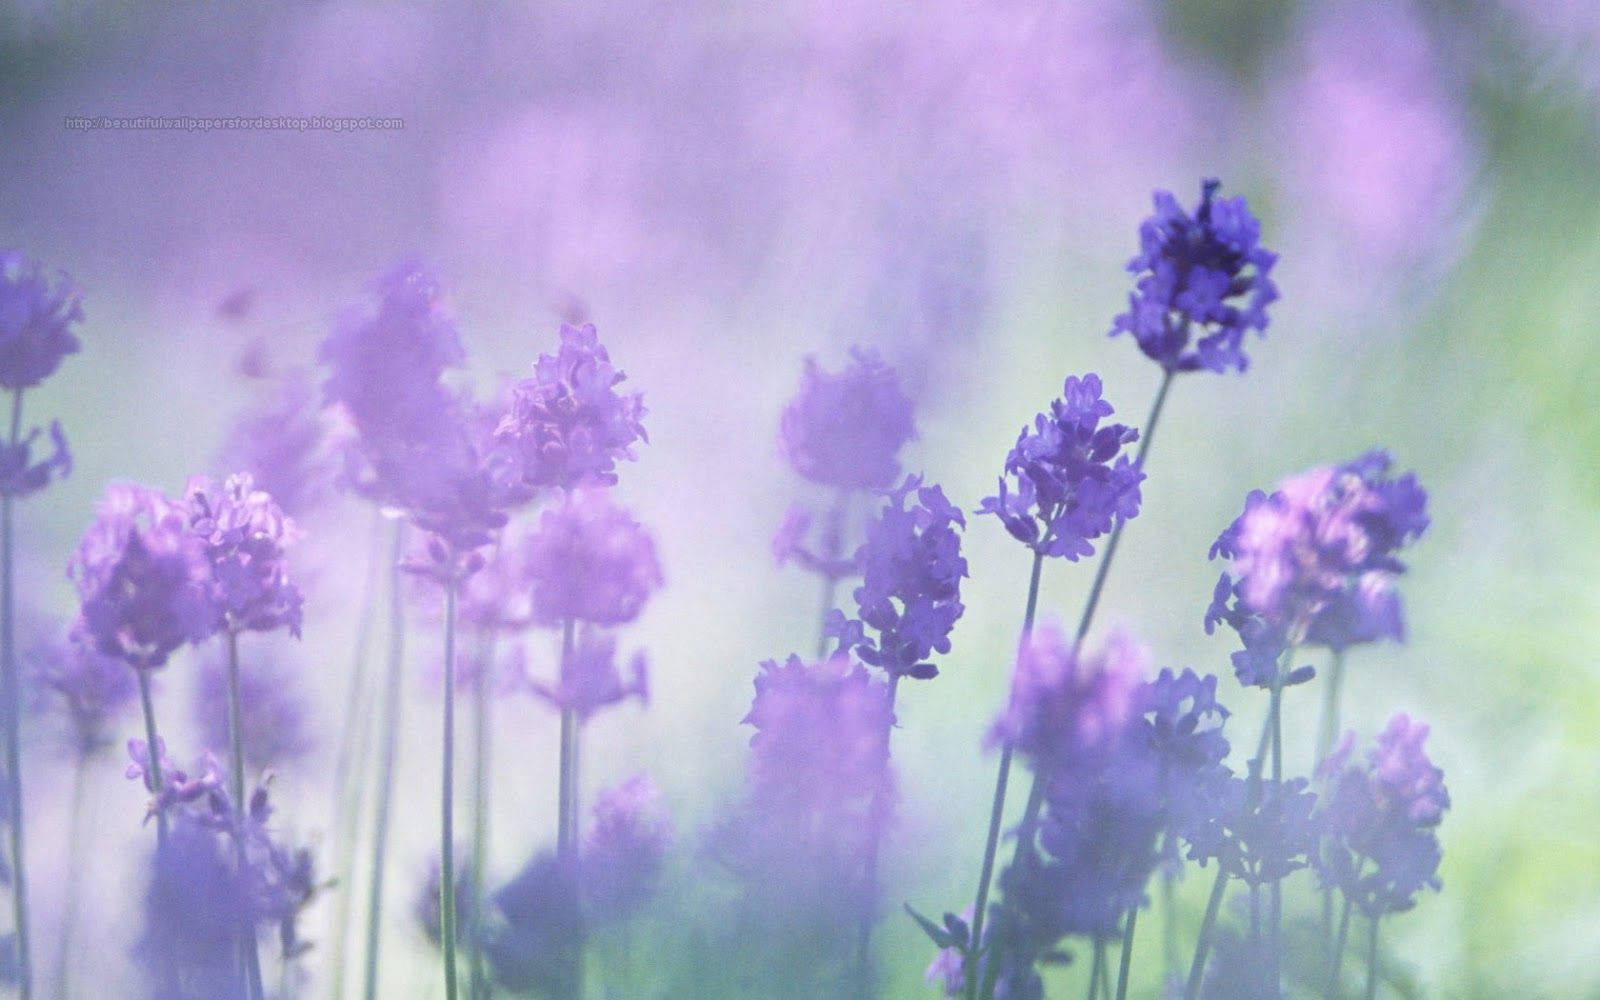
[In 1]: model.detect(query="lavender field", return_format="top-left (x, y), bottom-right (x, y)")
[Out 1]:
top-left (2, 3), bottom-right (1598, 998)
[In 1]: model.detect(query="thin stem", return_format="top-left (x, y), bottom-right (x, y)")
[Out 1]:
top-left (361, 520), bottom-right (408, 1000)
top-left (1326, 895), bottom-right (1353, 999)
top-left (330, 508), bottom-right (386, 1000)
top-left (1115, 908), bottom-right (1138, 1000)
top-left (1269, 678), bottom-right (1284, 994)
top-left (1087, 942), bottom-right (1105, 1000)
top-left (964, 549), bottom-right (1045, 1000)
top-left (440, 574), bottom-right (461, 1000)
top-left (227, 631), bottom-right (266, 1000)
top-left (1162, 871), bottom-right (1178, 989)
top-left (555, 618), bottom-right (582, 1000)
top-left (56, 755), bottom-right (90, 1000)
top-left (1364, 916), bottom-right (1380, 1000)
top-left (1, 388), bottom-right (32, 999)
top-left (137, 670), bottom-right (169, 846)
top-left (855, 673), bottom-right (901, 994)
top-left (815, 490), bottom-right (848, 659)
top-left (1315, 650), bottom-right (1347, 960)
top-left (1183, 866), bottom-right (1228, 1000)
top-left (469, 630), bottom-right (496, 1000)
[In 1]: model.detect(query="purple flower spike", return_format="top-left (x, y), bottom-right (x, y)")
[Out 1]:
top-left (1316, 713), bottom-right (1449, 917)
top-left (69, 484), bottom-right (218, 670)
top-left (1208, 451), bottom-right (1429, 678)
top-left (584, 774), bottom-right (671, 919)
top-left (829, 475), bottom-right (967, 680)
top-left (194, 643), bottom-right (314, 771)
top-left (978, 373), bottom-right (1144, 560)
top-left (496, 322), bottom-right (647, 491)
top-left (0, 418), bottom-right (71, 499)
top-left (779, 346), bottom-right (916, 491)
top-left (523, 486), bottom-right (663, 627)
top-left (989, 624), bottom-right (1147, 770)
top-left (30, 622), bottom-right (137, 756)
top-left (216, 370), bottom-right (340, 518)
top-left (0, 249), bottom-right (83, 391)
top-left (1109, 179), bottom-right (1278, 374)
top-left (528, 627), bottom-right (648, 723)
top-left (185, 473), bottom-right (304, 637)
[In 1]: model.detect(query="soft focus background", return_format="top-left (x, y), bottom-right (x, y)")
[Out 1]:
top-left (3, 1), bottom-right (1599, 997)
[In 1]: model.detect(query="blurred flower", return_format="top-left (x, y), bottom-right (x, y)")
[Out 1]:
top-left (0, 419), bottom-right (70, 499)
top-left (135, 819), bottom-right (255, 999)
top-left (185, 473), bottom-right (305, 637)
top-left (194, 642), bottom-right (314, 771)
top-left (1183, 775), bottom-right (1319, 889)
top-left (978, 373), bottom-right (1143, 560)
top-left (1207, 451), bottom-right (1429, 679)
top-left (827, 474), bottom-right (967, 680)
top-left (989, 624), bottom-right (1145, 770)
top-left (69, 483), bottom-right (218, 670)
top-left (0, 249), bottom-right (82, 391)
top-left (415, 854), bottom-right (479, 949)
top-left (527, 627), bottom-right (648, 723)
top-left (215, 369), bottom-right (340, 519)
top-left (1110, 179), bottom-right (1278, 374)
top-left (487, 853), bottom-right (581, 998)
top-left (779, 347), bottom-right (916, 491)
top-left (28, 621), bottom-right (136, 757)
top-left (1316, 713), bottom-right (1449, 917)
top-left (1133, 668), bottom-right (1232, 861)
top-left (584, 774), bottom-right (670, 919)
top-left (523, 486), bottom-right (662, 627)
top-left (495, 322), bottom-right (647, 491)
top-left (771, 503), bottom-right (859, 580)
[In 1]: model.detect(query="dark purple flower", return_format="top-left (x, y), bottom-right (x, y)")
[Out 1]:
top-left (989, 624), bottom-right (1145, 769)
top-left (584, 774), bottom-right (670, 919)
top-left (487, 854), bottom-right (581, 998)
top-left (526, 627), bottom-right (648, 722)
top-left (522, 486), bottom-right (663, 627)
top-left (1133, 668), bottom-right (1232, 859)
top-left (136, 818), bottom-right (256, 997)
top-left (0, 250), bottom-right (82, 391)
top-left (1315, 713), bottom-right (1449, 917)
top-left (28, 621), bottom-right (136, 756)
top-left (1109, 179), bottom-right (1278, 374)
top-left (977, 374), bottom-right (1143, 560)
top-left (0, 419), bottom-right (70, 499)
top-left (828, 475), bottom-right (967, 680)
top-left (1208, 450), bottom-right (1429, 659)
top-left (495, 322), bottom-right (647, 491)
top-left (185, 473), bottom-right (305, 637)
top-left (1183, 774), bottom-right (1318, 888)
top-left (216, 370), bottom-right (340, 518)
top-left (779, 347), bottom-right (916, 490)
top-left (69, 484), bottom-right (219, 670)
top-left (194, 642), bottom-right (314, 771)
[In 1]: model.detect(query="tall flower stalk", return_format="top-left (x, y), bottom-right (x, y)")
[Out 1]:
top-left (361, 520), bottom-right (408, 1000)
top-left (440, 573), bottom-right (461, 1000)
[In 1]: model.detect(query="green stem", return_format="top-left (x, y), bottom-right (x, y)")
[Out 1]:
top-left (330, 507), bottom-right (385, 1000)
top-left (226, 631), bottom-right (266, 1000)
top-left (1087, 941), bottom-right (1104, 1000)
top-left (815, 490), bottom-right (848, 659)
top-left (1162, 871), bottom-right (1177, 989)
top-left (1315, 650), bottom-right (1347, 960)
top-left (361, 520), bottom-right (408, 1000)
top-left (1183, 866), bottom-right (1228, 1000)
top-left (1326, 895), bottom-right (1353, 999)
top-left (56, 754), bottom-right (89, 1000)
top-left (1363, 916), bottom-right (1380, 1000)
top-left (136, 667), bottom-right (180, 998)
top-left (1269, 678), bottom-right (1284, 994)
top-left (555, 619), bottom-right (582, 1000)
top-left (855, 673), bottom-right (901, 994)
top-left (1115, 909), bottom-right (1137, 1000)
top-left (964, 549), bottom-right (1045, 1000)
top-left (469, 630), bottom-right (496, 1000)
top-left (1, 388), bottom-right (32, 999)
top-left (440, 574), bottom-right (461, 1000)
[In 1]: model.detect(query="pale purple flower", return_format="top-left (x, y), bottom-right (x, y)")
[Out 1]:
top-left (487, 853), bottom-right (580, 998)
top-left (978, 373), bottom-right (1143, 560)
top-left (779, 347), bottom-right (916, 490)
top-left (0, 249), bottom-right (82, 391)
top-left (69, 483), bottom-right (218, 670)
top-left (989, 624), bottom-right (1146, 769)
top-left (1110, 180), bottom-right (1278, 374)
top-left (0, 419), bottom-right (70, 499)
top-left (771, 503), bottom-right (859, 580)
top-left (522, 486), bottom-right (663, 627)
top-left (194, 643), bottom-right (315, 771)
top-left (185, 473), bottom-right (304, 637)
top-left (584, 774), bottom-right (670, 918)
top-left (495, 322), bottom-right (647, 490)
top-left (527, 627), bottom-right (648, 723)
top-left (28, 622), bottom-right (136, 756)
top-left (216, 370), bottom-right (340, 518)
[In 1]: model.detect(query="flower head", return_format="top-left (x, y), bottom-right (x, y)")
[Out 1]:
top-left (29, 621), bottom-right (137, 756)
top-left (779, 347), bottom-right (916, 490)
top-left (978, 374), bottom-right (1143, 560)
top-left (1109, 179), bottom-right (1278, 374)
top-left (989, 624), bottom-right (1146, 771)
top-left (69, 483), bottom-right (218, 669)
top-left (584, 775), bottom-right (671, 919)
top-left (487, 854), bottom-right (581, 998)
top-left (194, 641), bottom-right (314, 771)
top-left (495, 322), bottom-right (647, 490)
top-left (0, 250), bottom-right (82, 390)
top-left (828, 475), bottom-right (967, 680)
top-left (185, 473), bottom-right (305, 637)
top-left (1184, 774), bottom-right (1319, 888)
top-left (0, 419), bottom-right (70, 499)
top-left (216, 370), bottom-right (340, 518)
top-left (527, 627), bottom-right (648, 723)
top-left (523, 487), bottom-right (662, 627)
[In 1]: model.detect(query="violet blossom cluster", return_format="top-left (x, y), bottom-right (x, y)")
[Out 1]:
top-left (978, 373), bottom-right (1144, 560)
top-left (1109, 179), bottom-right (1279, 374)
top-left (522, 486), bottom-right (663, 628)
top-left (216, 370), bottom-right (341, 519)
top-left (193, 645), bottom-right (315, 772)
top-left (0, 250), bottom-right (80, 499)
top-left (1206, 450), bottom-right (1430, 685)
top-left (184, 473), bottom-right (305, 638)
top-left (583, 775), bottom-right (671, 919)
top-left (779, 346), bottom-right (916, 491)
top-left (28, 622), bottom-right (137, 757)
top-left (1315, 713), bottom-right (1449, 917)
top-left (826, 474), bottom-right (967, 680)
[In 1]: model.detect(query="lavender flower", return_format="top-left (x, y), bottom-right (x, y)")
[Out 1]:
top-left (185, 473), bottom-right (304, 637)
top-left (827, 474), bottom-right (967, 680)
top-left (527, 627), bottom-right (648, 723)
top-left (771, 503), bottom-right (859, 580)
top-left (0, 419), bottom-right (70, 499)
top-left (1109, 179), bottom-right (1278, 374)
top-left (495, 322), bottom-right (647, 490)
top-left (487, 854), bottom-right (581, 998)
top-left (988, 624), bottom-right (1145, 771)
top-left (416, 855), bottom-right (479, 949)
top-left (1315, 713), bottom-right (1449, 917)
top-left (28, 622), bottom-right (136, 756)
top-left (194, 644), bottom-right (314, 771)
top-left (779, 347), bottom-right (916, 490)
top-left (1207, 451), bottom-right (1429, 677)
top-left (584, 774), bottom-right (670, 919)
top-left (978, 373), bottom-right (1143, 560)
top-left (69, 484), bottom-right (218, 670)
top-left (136, 818), bottom-right (255, 998)
top-left (0, 250), bottom-right (82, 391)
top-left (523, 486), bottom-right (663, 627)
top-left (1183, 774), bottom-right (1319, 889)
top-left (1133, 668), bottom-right (1233, 860)
top-left (216, 370), bottom-right (340, 518)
